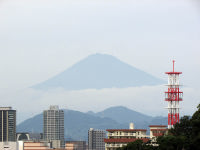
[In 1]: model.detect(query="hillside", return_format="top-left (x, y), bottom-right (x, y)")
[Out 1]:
top-left (17, 109), bottom-right (127, 140)
top-left (17, 106), bottom-right (167, 141)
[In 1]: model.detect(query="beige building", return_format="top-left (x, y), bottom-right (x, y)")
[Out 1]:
top-left (104, 123), bottom-right (149, 150)
top-left (65, 143), bottom-right (75, 150)
top-left (21, 141), bottom-right (51, 150)
top-left (149, 125), bottom-right (168, 145)
top-left (65, 141), bottom-right (86, 150)
top-left (17, 141), bottom-right (53, 150)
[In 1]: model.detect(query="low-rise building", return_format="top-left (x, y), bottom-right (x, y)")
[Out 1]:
top-left (21, 141), bottom-right (52, 150)
top-left (65, 141), bottom-right (86, 150)
top-left (149, 125), bottom-right (168, 145)
top-left (104, 123), bottom-right (149, 150)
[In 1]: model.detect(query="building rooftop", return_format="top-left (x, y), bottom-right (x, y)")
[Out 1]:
top-left (0, 107), bottom-right (12, 110)
top-left (50, 105), bottom-right (59, 110)
top-left (150, 129), bottom-right (168, 131)
top-left (106, 129), bottom-right (147, 132)
top-left (149, 125), bottom-right (167, 127)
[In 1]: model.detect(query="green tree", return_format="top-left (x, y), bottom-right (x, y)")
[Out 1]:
top-left (190, 104), bottom-right (200, 150)
top-left (157, 135), bottom-right (187, 150)
top-left (170, 116), bottom-right (192, 138)
top-left (157, 104), bottom-right (200, 150)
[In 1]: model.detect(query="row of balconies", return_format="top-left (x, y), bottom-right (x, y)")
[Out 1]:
top-left (107, 133), bottom-right (136, 137)
top-left (106, 144), bottom-right (127, 148)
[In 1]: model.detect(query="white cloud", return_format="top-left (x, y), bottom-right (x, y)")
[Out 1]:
top-left (1, 85), bottom-right (199, 124)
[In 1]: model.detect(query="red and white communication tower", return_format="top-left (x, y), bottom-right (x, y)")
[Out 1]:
top-left (165, 60), bottom-right (183, 129)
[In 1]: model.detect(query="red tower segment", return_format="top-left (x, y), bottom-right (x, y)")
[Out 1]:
top-left (165, 60), bottom-right (183, 129)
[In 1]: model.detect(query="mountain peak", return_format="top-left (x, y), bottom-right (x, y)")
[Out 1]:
top-left (33, 53), bottom-right (164, 90)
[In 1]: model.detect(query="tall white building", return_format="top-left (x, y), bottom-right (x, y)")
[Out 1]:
top-left (43, 105), bottom-right (64, 148)
top-left (88, 128), bottom-right (105, 150)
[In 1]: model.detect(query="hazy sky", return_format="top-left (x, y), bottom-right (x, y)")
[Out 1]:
top-left (0, 0), bottom-right (200, 123)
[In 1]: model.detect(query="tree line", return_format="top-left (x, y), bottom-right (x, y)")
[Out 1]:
top-left (117, 104), bottom-right (200, 150)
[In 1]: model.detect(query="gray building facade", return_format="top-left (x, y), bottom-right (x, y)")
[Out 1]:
top-left (88, 128), bottom-right (105, 150)
top-left (43, 105), bottom-right (64, 148)
top-left (0, 107), bottom-right (16, 142)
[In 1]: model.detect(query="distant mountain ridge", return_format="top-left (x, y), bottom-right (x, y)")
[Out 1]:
top-left (17, 106), bottom-right (167, 141)
top-left (32, 53), bottom-right (164, 90)
top-left (17, 109), bottom-right (126, 141)
top-left (88, 106), bottom-right (153, 124)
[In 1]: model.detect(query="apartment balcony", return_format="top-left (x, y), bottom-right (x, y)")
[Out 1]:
top-left (106, 144), bottom-right (126, 148)
top-left (107, 133), bottom-right (136, 137)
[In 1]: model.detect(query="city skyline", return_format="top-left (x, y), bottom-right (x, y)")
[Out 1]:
top-left (0, 0), bottom-right (199, 149)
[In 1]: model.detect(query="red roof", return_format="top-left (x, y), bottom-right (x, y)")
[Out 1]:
top-left (149, 125), bottom-right (167, 127)
top-left (150, 129), bottom-right (168, 131)
top-left (104, 138), bottom-right (149, 143)
top-left (106, 129), bottom-right (146, 132)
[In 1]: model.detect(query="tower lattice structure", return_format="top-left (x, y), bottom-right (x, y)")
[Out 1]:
top-left (165, 60), bottom-right (183, 129)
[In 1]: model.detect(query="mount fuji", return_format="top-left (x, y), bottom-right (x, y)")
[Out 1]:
top-left (32, 53), bottom-right (164, 90)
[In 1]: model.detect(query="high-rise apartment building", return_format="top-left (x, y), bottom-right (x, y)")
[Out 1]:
top-left (0, 107), bottom-right (16, 142)
top-left (43, 105), bottom-right (64, 148)
top-left (88, 128), bottom-right (105, 150)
